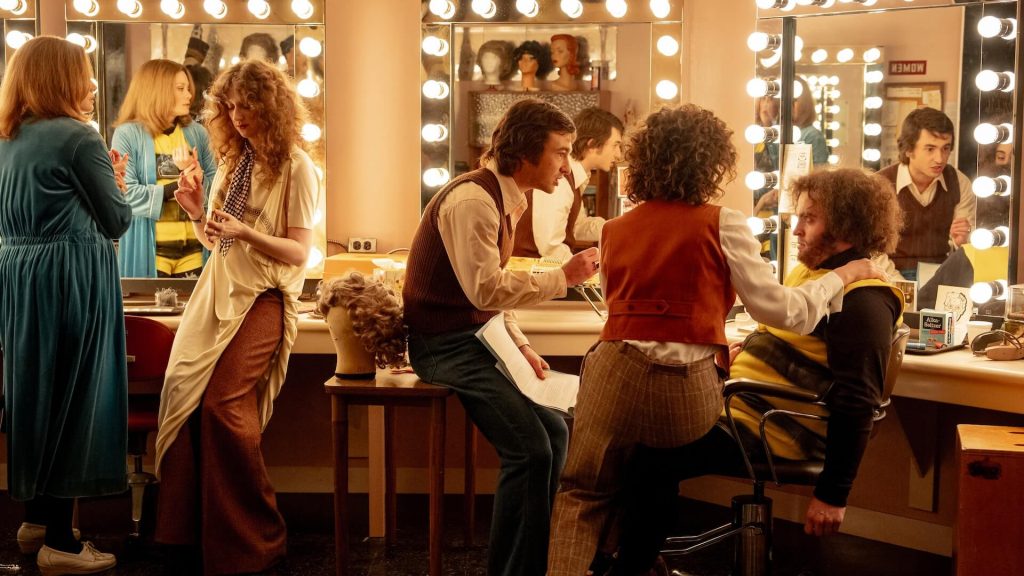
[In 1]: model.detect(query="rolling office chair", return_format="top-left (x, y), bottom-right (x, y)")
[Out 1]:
top-left (124, 315), bottom-right (176, 539)
top-left (660, 328), bottom-right (911, 576)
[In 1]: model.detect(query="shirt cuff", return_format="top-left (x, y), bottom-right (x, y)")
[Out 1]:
top-left (504, 310), bottom-right (529, 348)
top-left (821, 271), bottom-right (846, 314)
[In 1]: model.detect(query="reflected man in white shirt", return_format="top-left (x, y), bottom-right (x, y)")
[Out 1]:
top-left (876, 107), bottom-right (976, 279)
top-left (513, 107), bottom-right (623, 261)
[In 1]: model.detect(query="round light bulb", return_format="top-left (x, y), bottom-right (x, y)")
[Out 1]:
top-left (970, 228), bottom-right (997, 250)
top-left (811, 49), bottom-right (828, 64)
top-left (792, 80), bottom-right (803, 98)
top-left (471, 0), bottom-right (497, 18)
top-left (755, 0), bottom-right (777, 8)
top-left (291, 0), bottom-right (314, 19)
top-left (649, 0), bottom-right (671, 19)
top-left (66, 32), bottom-right (86, 48)
top-left (428, 0), bottom-right (456, 19)
top-left (606, 0), bottom-right (628, 18)
top-left (423, 167), bottom-right (451, 187)
top-left (0, 0), bottom-right (19, 12)
top-left (745, 171), bottom-right (773, 190)
top-left (301, 124), bottom-right (322, 142)
top-left (72, 0), bottom-right (99, 16)
top-left (299, 37), bottom-right (323, 58)
top-left (976, 70), bottom-right (1000, 92)
top-left (560, 0), bottom-right (583, 18)
top-left (865, 70), bottom-right (884, 84)
top-left (203, 0), bottom-right (227, 18)
top-left (421, 123), bottom-right (449, 143)
top-left (297, 78), bottom-right (320, 98)
top-left (657, 35), bottom-right (679, 57)
top-left (864, 123), bottom-right (882, 137)
top-left (746, 78), bottom-right (769, 98)
top-left (160, 0), bottom-right (185, 19)
top-left (826, 138), bottom-right (840, 148)
top-left (836, 48), bottom-right (854, 63)
top-left (864, 96), bottom-right (883, 110)
top-left (828, 154), bottom-right (840, 165)
top-left (863, 48), bottom-right (881, 63)
top-left (516, 0), bottom-right (539, 17)
top-left (422, 80), bottom-right (450, 100)
top-left (978, 16), bottom-right (1016, 39)
top-left (970, 282), bottom-right (995, 304)
top-left (759, 50), bottom-right (782, 68)
top-left (747, 216), bottom-right (767, 235)
top-left (247, 0), bottom-right (270, 19)
top-left (747, 32), bottom-right (770, 52)
top-left (117, 0), bottom-right (142, 17)
top-left (973, 176), bottom-right (997, 198)
top-left (655, 80), bottom-right (678, 100)
top-left (974, 123), bottom-right (999, 145)
top-left (862, 148), bottom-right (881, 162)
top-left (422, 36), bottom-right (450, 57)
top-left (745, 124), bottom-right (768, 144)
top-left (5, 30), bottom-right (30, 50)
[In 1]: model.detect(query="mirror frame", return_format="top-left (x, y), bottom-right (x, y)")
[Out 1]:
top-left (2, 0), bottom-right (38, 66)
top-left (753, 0), bottom-right (1022, 285)
top-left (62, 0), bottom-right (330, 290)
top-left (419, 0), bottom-right (684, 209)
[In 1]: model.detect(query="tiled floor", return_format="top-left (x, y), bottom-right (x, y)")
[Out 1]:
top-left (0, 491), bottom-right (949, 576)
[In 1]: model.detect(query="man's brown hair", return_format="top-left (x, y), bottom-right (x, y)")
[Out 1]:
top-left (571, 107), bottom-right (624, 159)
top-left (480, 99), bottom-right (574, 176)
top-left (897, 107), bottom-right (954, 164)
top-left (790, 168), bottom-right (903, 256)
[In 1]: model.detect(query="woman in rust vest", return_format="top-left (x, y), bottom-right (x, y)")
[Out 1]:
top-left (547, 104), bottom-right (886, 576)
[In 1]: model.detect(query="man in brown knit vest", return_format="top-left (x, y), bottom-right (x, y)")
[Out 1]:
top-left (513, 107), bottom-right (623, 261)
top-left (403, 99), bottom-right (599, 576)
top-left (876, 107), bottom-right (975, 279)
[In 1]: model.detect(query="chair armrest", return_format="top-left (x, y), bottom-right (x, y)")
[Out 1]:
top-left (723, 378), bottom-right (823, 404)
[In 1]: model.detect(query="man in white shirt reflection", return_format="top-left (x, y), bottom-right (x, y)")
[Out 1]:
top-left (513, 107), bottom-right (623, 261)
top-left (876, 107), bottom-right (975, 280)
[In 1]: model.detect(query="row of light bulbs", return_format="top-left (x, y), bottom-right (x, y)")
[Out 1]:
top-left (749, 33), bottom-right (881, 65)
top-left (70, 0), bottom-right (317, 20)
top-left (428, 0), bottom-right (673, 20)
top-left (756, 0), bottom-right (919, 10)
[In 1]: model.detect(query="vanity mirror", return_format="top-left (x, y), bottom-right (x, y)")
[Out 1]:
top-left (751, 0), bottom-right (1019, 307)
top-left (64, 0), bottom-right (328, 284)
top-left (420, 0), bottom-right (683, 213)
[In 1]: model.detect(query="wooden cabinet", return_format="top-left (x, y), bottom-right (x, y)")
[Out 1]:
top-left (955, 425), bottom-right (1024, 576)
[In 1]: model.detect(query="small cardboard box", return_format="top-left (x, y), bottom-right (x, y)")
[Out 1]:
top-left (919, 309), bottom-right (953, 347)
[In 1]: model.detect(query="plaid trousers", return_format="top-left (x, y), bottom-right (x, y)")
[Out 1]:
top-left (548, 340), bottom-right (723, 575)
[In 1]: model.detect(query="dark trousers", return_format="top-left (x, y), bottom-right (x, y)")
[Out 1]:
top-left (408, 326), bottom-right (568, 576)
top-left (155, 290), bottom-right (287, 575)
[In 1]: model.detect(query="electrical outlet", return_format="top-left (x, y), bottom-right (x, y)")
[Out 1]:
top-left (348, 237), bottom-right (377, 253)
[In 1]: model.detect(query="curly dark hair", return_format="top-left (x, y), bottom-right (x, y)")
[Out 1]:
top-left (480, 98), bottom-right (574, 176)
top-left (625, 104), bottom-right (736, 205)
top-left (790, 168), bottom-right (903, 256)
top-left (317, 272), bottom-right (408, 369)
top-left (512, 40), bottom-right (554, 79)
top-left (897, 107), bottom-right (954, 164)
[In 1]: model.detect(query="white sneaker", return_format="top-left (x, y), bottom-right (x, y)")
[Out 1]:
top-left (36, 542), bottom-right (116, 576)
top-left (16, 523), bottom-right (82, 555)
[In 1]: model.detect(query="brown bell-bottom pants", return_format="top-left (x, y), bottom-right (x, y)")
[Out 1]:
top-left (155, 290), bottom-right (287, 575)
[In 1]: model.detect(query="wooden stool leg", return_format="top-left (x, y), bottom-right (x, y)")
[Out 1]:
top-left (464, 417), bottom-right (477, 547)
top-left (332, 397), bottom-right (350, 576)
top-left (385, 405), bottom-right (397, 546)
top-left (428, 398), bottom-right (446, 576)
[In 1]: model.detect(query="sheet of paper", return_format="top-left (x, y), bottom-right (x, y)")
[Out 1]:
top-left (934, 285), bottom-right (972, 344)
top-left (475, 315), bottom-right (579, 415)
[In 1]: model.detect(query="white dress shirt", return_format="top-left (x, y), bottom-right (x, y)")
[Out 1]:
top-left (531, 157), bottom-right (606, 262)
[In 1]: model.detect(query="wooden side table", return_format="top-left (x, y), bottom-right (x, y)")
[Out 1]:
top-left (325, 372), bottom-right (477, 576)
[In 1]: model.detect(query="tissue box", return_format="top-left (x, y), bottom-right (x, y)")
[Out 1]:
top-left (919, 309), bottom-right (953, 347)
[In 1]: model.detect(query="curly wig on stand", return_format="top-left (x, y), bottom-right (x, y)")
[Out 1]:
top-left (317, 272), bottom-right (408, 369)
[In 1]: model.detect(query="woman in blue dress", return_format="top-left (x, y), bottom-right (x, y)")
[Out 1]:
top-left (0, 36), bottom-right (131, 575)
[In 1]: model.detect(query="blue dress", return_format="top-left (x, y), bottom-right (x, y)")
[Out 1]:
top-left (0, 117), bottom-right (132, 500)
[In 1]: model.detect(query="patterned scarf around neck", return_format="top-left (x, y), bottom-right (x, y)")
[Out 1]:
top-left (219, 140), bottom-right (255, 256)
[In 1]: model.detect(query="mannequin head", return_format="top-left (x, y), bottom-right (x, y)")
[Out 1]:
top-left (477, 40), bottom-right (514, 86)
top-left (512, 40), bottom-right (553, 91)
top-left (549, 34), bottom-right (580, 76)
top-left (317, 272), bottom-right (407, 375)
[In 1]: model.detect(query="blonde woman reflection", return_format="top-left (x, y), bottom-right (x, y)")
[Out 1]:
top-left (112, 59), bottom-right (217, 278)
top-left (0, 36), bottom-right (130, 576)
top-left (153, 59), bottom-right (319, 575)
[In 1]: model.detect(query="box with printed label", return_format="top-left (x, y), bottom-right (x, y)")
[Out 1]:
top-left (919, 309), bottom-right (953, 347)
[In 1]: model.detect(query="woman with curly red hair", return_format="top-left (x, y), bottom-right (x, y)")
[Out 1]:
top-left (547, 104), bottom-right (885, 576)
top-left (152, 59), bottom-right (319, 575)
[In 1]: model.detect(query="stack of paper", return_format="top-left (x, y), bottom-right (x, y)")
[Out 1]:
top-left (475, 315), bottom-right (579, 416)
